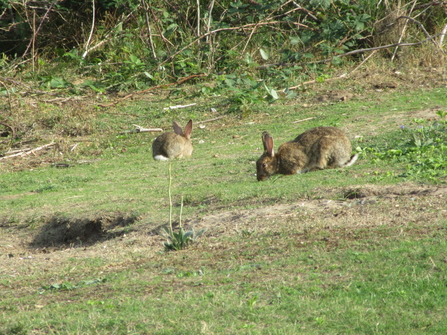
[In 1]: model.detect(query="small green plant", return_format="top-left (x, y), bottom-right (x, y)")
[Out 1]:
top-left (160, 163), bottom-right (206, 251)
top-left (39, 278), bottom-right (106, 293)
top-left (365, 114), bottom-right (447, 183)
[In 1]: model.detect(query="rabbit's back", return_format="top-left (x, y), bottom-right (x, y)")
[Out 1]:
top-left (152, 132), bottom-right (193, 160)
top-left (292, 127), bottom-right (353, 171)
top-left (293, 127), bottom-right (347, 146)
top-left (152, 119), bottom-right (193, 161)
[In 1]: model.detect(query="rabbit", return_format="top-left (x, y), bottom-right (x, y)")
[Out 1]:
top-left (256, 126), bottom-right (358, 181)
top-left (152, 119), bottom-right (193, 161)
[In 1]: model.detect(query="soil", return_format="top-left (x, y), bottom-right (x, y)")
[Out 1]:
top-left (1, 183), bottom-right (446, 273)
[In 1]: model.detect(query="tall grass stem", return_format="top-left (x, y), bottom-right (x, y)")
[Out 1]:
top-left (168, 162), bottom-right (173, 234)
top-left (179, 195), bottom-right (184, 229)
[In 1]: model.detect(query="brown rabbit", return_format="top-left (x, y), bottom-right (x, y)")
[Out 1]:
top-left (152, 120), bottom-right (193, 161)
top-left (256, 126), bottom-right (358, 181)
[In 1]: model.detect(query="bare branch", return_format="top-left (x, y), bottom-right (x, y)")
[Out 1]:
top-left (120, 125), bottom-right (163, 134)
top-left (160, 20), bottom-right (309, 67)
top-left (391, 0), bottom-right (418, 61)
top-left (292, 117), bottom-right (314, 124)
top-left (21, 0), bottom-right (58, 60)
top-left (82, 0), bottom-right (96, 59)
top-left (312, 32), bottom-right (446, 65)
top-left (0, 142), bottom-right (55, 160)
top-left (141, 0), bottom-right (157, 59)
top-left (197, 116), bottom-right (226, 123)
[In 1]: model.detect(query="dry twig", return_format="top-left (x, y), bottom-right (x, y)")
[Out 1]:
top-left (292, 117), bottom-right (314, 124)
top-left (82, 0), bottom-right (96, 59)
top-left (21, 0), bottom-right (57, 60)
top-left (0, 142), bottom-right (55, 160)
top-left (197, 116), bottom-right (226, 123)
top-left (163, 103), bottom-right (197, 110)
top-left (119, 125), bottom-right (163, 135)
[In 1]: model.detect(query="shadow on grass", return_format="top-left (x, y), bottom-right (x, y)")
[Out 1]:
top-left (30, 211), bottom-right (139, 248)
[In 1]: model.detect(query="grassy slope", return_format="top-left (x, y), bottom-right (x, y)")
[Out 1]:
top-left (1, 85), bottom-right (447, 334)
top-left (2, 88), bottom-right (445, 222)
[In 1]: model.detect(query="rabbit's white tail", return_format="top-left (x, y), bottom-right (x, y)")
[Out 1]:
top-left (154, 155), bottom-right (169, 161)
top-left (344, 153), bottom-right (358, 167)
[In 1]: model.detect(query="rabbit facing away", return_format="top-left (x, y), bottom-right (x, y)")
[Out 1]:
top-left (152, 120), bottom-right (193, 161)
top-left (256, 126), bottom-right (358, 181)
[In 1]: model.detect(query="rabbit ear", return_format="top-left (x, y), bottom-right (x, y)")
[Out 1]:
top-left (173, 121), bottom-right (183, 135)
top-left (183, 119), bottom-right (193, 139)
top-left (261, 131), bottom-right (269, 151)
top-left (262, 131), bottom-right (274, 157)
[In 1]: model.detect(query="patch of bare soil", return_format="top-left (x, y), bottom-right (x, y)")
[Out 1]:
top-left (183, 184), bottom-right (447, 238)
top-left (0, 183), bottom-right (446, 294)
top-left (1, 184), bottom-right (445, 257)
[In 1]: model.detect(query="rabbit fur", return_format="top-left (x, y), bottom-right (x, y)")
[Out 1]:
top-left (256, 126), bottom-right (358, 181)
top-left (152, 119), bottom-right (193, 161)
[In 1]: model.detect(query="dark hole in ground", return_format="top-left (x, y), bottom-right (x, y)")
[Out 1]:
top-left (31, 212), bottom-right (139, 248)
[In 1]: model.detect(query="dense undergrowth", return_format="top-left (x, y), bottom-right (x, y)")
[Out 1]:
top-left (1, 0), bottom-right (446, 93)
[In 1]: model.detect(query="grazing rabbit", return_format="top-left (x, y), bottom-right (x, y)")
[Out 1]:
top-left (152, 119), bottom-right (193, 161)
top-left (256, 126), bottom-right (358, 181)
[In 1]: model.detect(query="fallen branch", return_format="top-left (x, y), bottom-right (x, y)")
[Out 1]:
top-left (43, 97), bottom-right (84, 104)
top-left (98, 74), bottom-right (207, 108)
top-left (197, 115), bottom-right (226, 123)
top-left (163, 103), bottom-right (197, 110)
top-left (0, 142), bottom-right (55, 160)
top-left (292, 117), bottom-right (314, 124)
top-left (120, 125), bottom-right (163, 135)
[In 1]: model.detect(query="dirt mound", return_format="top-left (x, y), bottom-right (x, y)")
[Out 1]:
top-left (341, 184), bottom-right (440, 199)
top-left (182, 184), bottom-right (447, 236)
top-left (1, 184), bottom-right (445, 256)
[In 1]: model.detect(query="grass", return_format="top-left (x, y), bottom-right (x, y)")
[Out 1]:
top-left (0, 89), bottom-right (445, 221)
top-left (1, 81), bottom-right (447, 334)
top-left (2, 224), bottom-right (447, 334)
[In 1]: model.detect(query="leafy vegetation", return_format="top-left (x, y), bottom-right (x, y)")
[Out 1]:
top-left (1, 0), bottom-right (446, 95)
top-left (363, 110), bottom-right (447, 183)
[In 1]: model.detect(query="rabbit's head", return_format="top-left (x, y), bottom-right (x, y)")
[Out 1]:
top-left (173, 119), bottom-right (192, 140)
top-left (171, 119), bottom-right (193, 157)
top-left (256, 131), bottom-right (279, 181)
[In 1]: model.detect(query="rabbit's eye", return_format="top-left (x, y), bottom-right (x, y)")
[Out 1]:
top-left (262, 163), bottom-right (267, 168)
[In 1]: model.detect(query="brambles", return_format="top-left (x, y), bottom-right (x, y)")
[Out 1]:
top-left (1, 1), bottom-right (445, 101)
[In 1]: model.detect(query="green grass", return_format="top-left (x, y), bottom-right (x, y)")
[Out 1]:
top-left (1, 224), bottom-right (447, 334)
top-left (1, 86), bottom-right (447, 334)
top-left (2, 87), bottom-right (446, 222)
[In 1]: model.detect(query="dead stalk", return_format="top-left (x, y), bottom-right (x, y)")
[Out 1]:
top-left (82, 0), bottom-right (96, 59)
